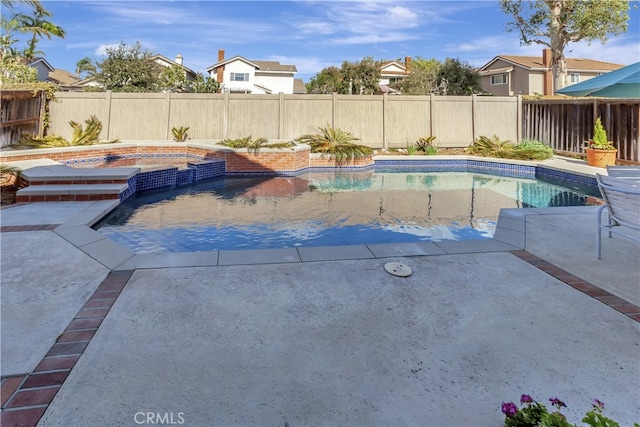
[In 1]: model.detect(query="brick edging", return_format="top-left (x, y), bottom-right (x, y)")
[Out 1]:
top-left (511, 250), bottom-right (640, 323)
top-left (0, 270), bottom-right (134, 427)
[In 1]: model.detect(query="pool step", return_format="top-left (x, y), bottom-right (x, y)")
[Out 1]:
top-left (16, 183), bottom-right (129, 202)
top-left (14, 164), bottom-right (139, 203)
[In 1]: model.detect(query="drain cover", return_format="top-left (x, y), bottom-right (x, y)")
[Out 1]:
top-left (384, 262), bottom-right (412, 277)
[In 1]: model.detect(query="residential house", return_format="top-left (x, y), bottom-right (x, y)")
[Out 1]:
top-left (477, 49), bottom-right (624, 96)
top-left (151, 54), bottom-right (197, 82)
top-left (27, 57), bottom-right (55, 82)
top-left (206, 50), bottom-right (297, 94)
top-left (379, 57), bottom-right (411, 88)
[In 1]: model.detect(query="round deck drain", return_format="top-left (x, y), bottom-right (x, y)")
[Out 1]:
top-left (384, 262), bottom-right (412, 277)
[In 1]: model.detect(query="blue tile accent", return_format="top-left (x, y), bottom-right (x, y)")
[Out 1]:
top-left (536, 167), bottom-right (599, 194)
top-left (136, 167), bottom-right (178, 192)
top-left (189, 160), bottom-right (225, 181)
top-left (176, 168), bottom-right (195, 186)
top-left (119, 176), bottom-right (137, 202)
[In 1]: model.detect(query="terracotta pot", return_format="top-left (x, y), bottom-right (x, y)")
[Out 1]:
top-left (585, 148), bottom-right (617, 168)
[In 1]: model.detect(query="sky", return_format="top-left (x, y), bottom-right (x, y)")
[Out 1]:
top-left (11, 0), bottom-right (640, 82)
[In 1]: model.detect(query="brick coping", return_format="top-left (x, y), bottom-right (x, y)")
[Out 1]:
top-left (1, 252), bottom-right (637, 426)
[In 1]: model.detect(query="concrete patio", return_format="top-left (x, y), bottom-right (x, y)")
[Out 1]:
top-left (1, 197), bottom-right (639, 426)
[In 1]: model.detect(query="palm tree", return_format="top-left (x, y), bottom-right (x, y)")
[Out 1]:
top-left (1, 0), bottom-right (42, 11)
top-left (13, 2), bottom-right (65, 60)
top-left (75, 57), bottom-right (96, 78)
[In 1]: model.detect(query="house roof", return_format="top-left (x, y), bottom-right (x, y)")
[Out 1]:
top-left (293, 78), bottom-right (306, 94)
top-left (48, 69), bottom-right (80, 85)
top-left (380, 61), bottom-right (407, 75)
top-left (480, 54), bottom-right (624, 73)
top-left (28, 57), bottom-right (55, 72)
top-left (253, 60), bottom-right (297, 73)
top-left (206, 56), bottom-right (297, 73)
top-left (150, 54), bottom-right (197, 76)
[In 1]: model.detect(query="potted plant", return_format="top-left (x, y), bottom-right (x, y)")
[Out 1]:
top-left (585, 117), bottom-right (617, 167)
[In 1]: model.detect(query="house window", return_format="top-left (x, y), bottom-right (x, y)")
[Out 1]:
top-left (491, 74), bottom-right (507, 85)
top-left (570, 73), bottom-right (580, 83)
top-left (230, 73), bottom-right (249, 82)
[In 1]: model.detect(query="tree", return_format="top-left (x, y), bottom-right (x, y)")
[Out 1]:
top-left (395, 57), bottom-right (441, 95)
top-left (95, 41), bottom-right (161, 92)
top-left (189, 72), bottom-right (220, 93)
top-left (159, 64), bottom-right (189, 92)
top-left (500, 0), bottom-right (631, 91)
top-left (75, 57), bottom-right (97, 78)
top-left (306, 57), bottom-right (381, 95)
top-left (435, 58), bottom-right (481, 95)
top-left (340, 57), bottom-right (380, 95)
top-left (306, 66), bottom-right (343, 94)
top-left (13, 2), bottom-right (65, 60)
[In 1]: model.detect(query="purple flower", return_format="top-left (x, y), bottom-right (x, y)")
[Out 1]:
top-left (549, 397), bottom-right (566, 409)
top-left (501, 402), bottom-right (518, 417)
top-left (593, 399), bottom-right (605, 410)
top-left (520, 394), bottom-right (533, 404)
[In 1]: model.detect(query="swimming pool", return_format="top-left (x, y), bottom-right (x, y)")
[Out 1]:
top-left (94, 169), bottom-right (601, 253)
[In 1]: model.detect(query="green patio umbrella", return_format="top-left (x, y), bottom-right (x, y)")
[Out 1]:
top-left (556, 62), bottom-right (640, 98)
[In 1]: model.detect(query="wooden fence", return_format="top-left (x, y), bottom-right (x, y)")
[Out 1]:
top-left (0, 90), bottom-right (45, 147)
top-left (523, 99), bottom-right (640, 163)
top-left (45, 92), bottom-right (521, 149)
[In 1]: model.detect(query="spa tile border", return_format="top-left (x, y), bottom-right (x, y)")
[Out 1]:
top-left (0, 270), bottom-right (134, 427)
top-left (511, 250), bottom-right (640, 323)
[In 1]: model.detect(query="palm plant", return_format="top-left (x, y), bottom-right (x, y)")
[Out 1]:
top-left (17, 115), bottom-right (118, 147)
top-left (13, 2), bottom-right (65, 60)
top-left (0, 163), bottom-right (21, 184)
top-left (171, 126), bottom-right (189, 142)
top-left (466, 135), bottom-right (515, 158)
top-left (296, 125), bottom-right (373, 162)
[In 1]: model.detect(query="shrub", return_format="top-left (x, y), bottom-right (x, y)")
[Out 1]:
top-left (466, 135), bottom-right (515, 158)
top-left (416, 136), bottom-right (438, 154)
top-left (512, 138), bottom-right (554, 160)
top-left (466, 136), bottom-right (553, 161)
top-left (406, 143), bottom-right (418, 155)
top-left (296, 125), bottom-right (373, 162)
top-left (219, 136), bottom-right (296, 153)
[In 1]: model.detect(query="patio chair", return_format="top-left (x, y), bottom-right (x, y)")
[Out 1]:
top-left (595, 173), bottom-right (640, 259)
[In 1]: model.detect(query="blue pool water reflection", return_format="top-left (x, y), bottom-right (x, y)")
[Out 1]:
top-left (95, 170), bottom-right (601, 253)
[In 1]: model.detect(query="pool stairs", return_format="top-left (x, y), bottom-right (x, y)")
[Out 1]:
top-left (15, 165), bottom-right (139, 203)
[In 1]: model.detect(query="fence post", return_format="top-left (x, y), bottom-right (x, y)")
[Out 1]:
top-left (430, 93), bottom-right (435, 137)
top-left (332, 92), bottom-right (337, 128)
top-left (471, 94), bottom-right (478, 142)
top-left (104, 91), bottom-right (112, 140)
top-left (279, 92), bottom-right (284, 139)
top-left (164, 91), bottom-right (172, 140)
top-left (223, 91), bottom-right (229, 140)
top-left (38, 90), bottom-right (46, 137)
top-left (382, 93), bottom-right (388, 149)
top-left (517, 95), bottom-right (522, 143)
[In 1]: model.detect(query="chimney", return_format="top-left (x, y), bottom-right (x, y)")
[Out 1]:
top-left (175, 54), bottom-right (183, 66)
top-left (542, 48), bottom-right (553, 95)
top-left (217, 49), bottom-right (225, 84)
top-left (405, 56), bottom-right (412, 74)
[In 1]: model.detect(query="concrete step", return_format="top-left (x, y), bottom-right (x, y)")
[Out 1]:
top-left (19, 165), bottom-right (139, 186)
top-left (16, 184), bottom-right (128, 202)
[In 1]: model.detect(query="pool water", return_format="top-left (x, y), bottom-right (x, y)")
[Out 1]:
top-left (95, 170), bottom-right (601, 253)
